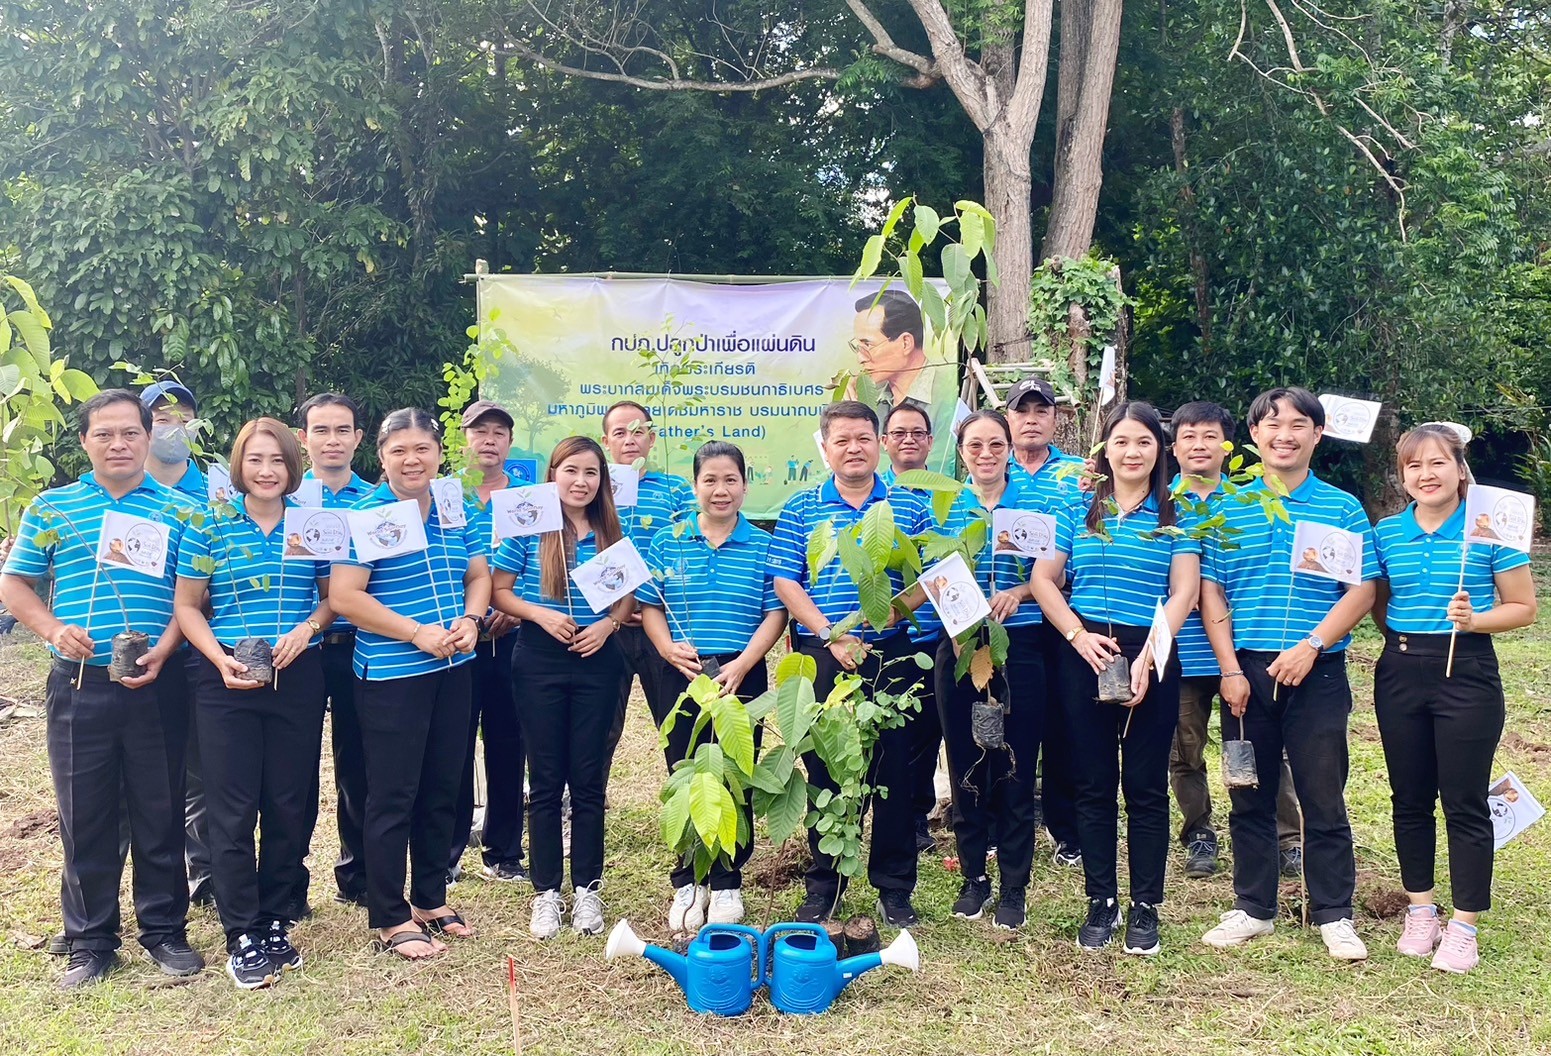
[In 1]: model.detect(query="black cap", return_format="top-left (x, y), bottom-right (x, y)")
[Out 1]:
top-left (1005, 377), bottom-right (1056, 409)
top-left (461, 399), bottom-right (514, 429)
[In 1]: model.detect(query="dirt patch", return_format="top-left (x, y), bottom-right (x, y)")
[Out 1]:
top-left (1501, 730), bottom-right (1551, 759)
top-left (1355, 868), bottom-right (1409, 919)
top-left (7, 808), bottom-right (57, 839)
top-left (749, 837), bottom-right (809, 891)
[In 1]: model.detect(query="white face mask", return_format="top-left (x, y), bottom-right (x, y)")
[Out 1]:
top-left (150, 423), bottom-right (192, 465)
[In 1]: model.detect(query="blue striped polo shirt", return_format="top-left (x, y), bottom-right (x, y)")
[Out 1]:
top-left (636, 514), bottom-right (782, 653)
top-left (881, 473), bottom-right (943, 643)
top-left (491, 530), bottom-right (611, 627)
top-left (1009, 444), bottom-right (1084, 512)
top-left (618, 471), bottom-right (694, 551)
top-left (1056, 492), bottom-right (1201, 629)
top-left (938, 476), bottom-right (1046, 630)
top-left (1202, 472), bottom-right (1377, 652)
top-left (305, 470), bottom-right (373, 634)
top-left (1375, 502), bottom-right (1529, 635)
top-left (335, 483), bottom-right (485, 680)
top-left (768, 475), bottom-right (934, 641)
top-left (4, 472), bottom-right (192, 665)
top-left (175, 495), bottom-right (326, 646)
top-left (1171, 475), bottom-right (1225, 677)
top-left (170, 460), bottom-right (207, 501)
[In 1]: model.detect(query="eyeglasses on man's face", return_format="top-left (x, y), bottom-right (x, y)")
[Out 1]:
top-left (885, 429), bottom-right (929, 443)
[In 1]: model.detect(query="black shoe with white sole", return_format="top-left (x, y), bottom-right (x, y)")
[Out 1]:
top-left (259, 920), bottom-right (303, 973)
top-left (794, 890), bottom-right (838, 923)
top-left (1122, 902), bottom-right (1161, 956)
top-left (952, 877), bottom-right (994, 920)
top-left (876, 889), bottom-right (919, 928)
top-left (482, 860), bottom-right (530, 883)
top-left (60, 949), bottom-right (117, 990)
top-left (146, 938), bottom-right (205, 977)
top-left (993, 887), bottom-right (1027, 931)
top-left (226, 936), bottom-right (276, 990)
top-left (1184, 834), bottom-right (1219, 879)
top-left (1077, 898), bottom-right (1121, 951)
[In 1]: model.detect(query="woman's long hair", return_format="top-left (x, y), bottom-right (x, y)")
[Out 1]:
top-left (541, 436), bottom-right (622, 601)
top-left (1086, 401), bottom-right (1176, 534)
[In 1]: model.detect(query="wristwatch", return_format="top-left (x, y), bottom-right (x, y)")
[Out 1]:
top-left (305, 618), bottom-right (322, 634)
top-left (1302, 633), bottom-right (1325, 653)
top-left (1064, 625), bottom-right (1083, 643)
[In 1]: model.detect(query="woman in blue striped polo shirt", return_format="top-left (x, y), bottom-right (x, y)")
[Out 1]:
top-left (1373, 423), bottom-right (1537, 973)
top-left (329, 409), bottom-right (490, 962)
top-left (933, 411), bottom-right (1049, 931)
top-left (174, 417), bottom-right (333, 988)
top-left (636, 440), bottom-right (786, 930)
top-left (491, 436), bottom-right (633, 941)
top-left (1032, 401), bottom-right (1199, 955)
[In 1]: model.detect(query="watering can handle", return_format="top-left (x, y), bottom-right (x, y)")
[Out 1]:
top-left (701, 923), bottom-right (768, 989)
top-left (761, 921), bottom-right (833, 980)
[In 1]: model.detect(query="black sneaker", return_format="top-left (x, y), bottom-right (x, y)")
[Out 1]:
top-left (333, 889), bottom-right (368, 909)
top-left (47, 931), bottom-right (69, 956)
top-left (1052, 842), bottom-right (1083, 869)
top-left (915, 818), bottom-right (937, 856)
top-left (794, 891), bottom-right (838, 923)
top-left (259, 920), bottom-right (303, 973)
top-left (146, 938), bottom-right (205, 977)
top-left (189, 881), bottom-right (216, 909)
top-left (1280, 846), bottom-right (1303, 879)
top-left (1184, 833), bottom-right (1219, 879)
top-left (60, 948), bottom-right (117, 990)
top-left (283, 901), bottom-right (313, 926)
top-left (1122, 902), bottom-right (1161, 956)
top-left (482, 860), bottom-right (530, 883)
top-left (993, 886), bottom-right (1027, 931)
top-left (226, 935), bottom-right (276, 990)
top-left (1077, 898), bottom-right (1120, 951)
top-left (952, 877), bottom-right (994, 920)
top-left (876, 889), bottom-right (919, 928)
top-left (447, 864), bottom-right (463, 888)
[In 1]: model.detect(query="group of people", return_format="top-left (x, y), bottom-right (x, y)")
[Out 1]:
top-left (0, 373), bottom-right (1533, 993)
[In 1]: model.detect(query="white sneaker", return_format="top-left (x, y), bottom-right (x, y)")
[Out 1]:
top-left (1319, 918), bottom-right (1369, 962)
top-left (668, 884), bottom-right (708, 932)
top-left (1201, 909), bottom-right (1275, 948)
top-left (530, 889), bottom-right (565, 940)
top-left (707, 888), bottom-right (745, 925)
top-left (572, 883), bottom-right (606, 936)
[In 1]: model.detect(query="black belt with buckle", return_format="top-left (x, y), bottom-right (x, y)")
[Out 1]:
top-left (322, 631), bottom-right (356, 647)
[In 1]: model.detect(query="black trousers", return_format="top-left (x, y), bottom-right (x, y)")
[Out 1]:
top-left (1059, 620), bottom-right (1180, 905)
top-left (46, 660), bottom-right (188, 952)
top-left (356, 663), bottom-right (473, 929)
top-left (321, 637), bottom-right (369, 902)
top-left (907, 635), bottom-right (942, 825)
top-left (156, 654), bottom-right (210, 899)
top-left (1038, 619), bottom-right (1081, 850)
top-left (654, 656), bottom-right (769, 890)
top-left (193, 648), bottom-right (326, 949)
top-left (515, 625), bottom-right (626, 892)
top-left (1225, 649), bottom-right (1356, 925)
top-left (798, 632), bottom-right (925, 904)
top-left (1375, 633), bottom-right (1504, 913)
top-left (605, 624), bottom-right (670, 764)
top-left (934, 625), bottom-right (1044, 889)
top-left (449, 633), bottom-right (526, 871)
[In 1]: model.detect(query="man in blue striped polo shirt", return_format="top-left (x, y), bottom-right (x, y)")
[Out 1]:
top-left (294, 392), bottom-right (374, 911)
top-left (770, 400), bottom-right (935, 927)
top-left (600, 400), bottom-right (694, 767)
top-left (1167, 401), bottom-right (1304, 881)
top-left (1198, 386), bottom-right (1378, 962)
top-left (1, 389), bottom-right (205, 988)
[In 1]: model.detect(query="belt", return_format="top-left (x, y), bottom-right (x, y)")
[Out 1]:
top-left (1239, 648), bottom-right (1346, 665)
top-left (1383, 631), bottom-right (1494, 658)
top-left (51, 658), bottom-right (113, 684)
top-left (322, 631), bottom-right (356, 647)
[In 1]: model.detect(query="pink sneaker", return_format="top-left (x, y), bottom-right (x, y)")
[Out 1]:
top-left (1396, 907), bottom-right (1441, 957)
top-left (1430, 922), bottom-right (1479, 974)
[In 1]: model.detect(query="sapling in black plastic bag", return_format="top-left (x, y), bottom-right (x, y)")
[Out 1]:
top-left (1222, 714), bottom-right (1259, 789)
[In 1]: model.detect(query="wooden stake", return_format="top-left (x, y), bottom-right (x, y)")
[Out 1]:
top-left (507, 956), bottom-right (522, 1056)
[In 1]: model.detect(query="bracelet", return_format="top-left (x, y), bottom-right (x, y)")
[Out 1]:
top-left (608, 615), bottom-right (623, 631)
top-left (1222, 670), bottom-right (1246, 680)
top-left (407, 622), bottom-right (421, 642)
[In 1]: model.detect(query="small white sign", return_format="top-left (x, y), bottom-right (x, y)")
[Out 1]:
top-left (951, 398), bottom-right (973, 432)
top-left (918, 552), bottom-right (991, 637)
top-left (813, 429), bottom-right (830, 472)
top-left (1097, 344), bottom-right (1118, 407)
top-left (207, 463), bottom-right (233, 506)
top-left (1289, 520), bottom-right (1364, 586)
top-left (1318, 394), bottom-right (1383, 444)
top-left (608, 464), bottom-right (640, 508)
top-left (1147, 598), bottom-right (1174, 678)
top-left (97, 511), bottom-right (171, 579)
top-left (992, 508), bottom-right (1058, 560)
top-left (292, 478), bottom-right (324, 508)
top-left (282, 508), bottom-right (349, 560)
top-left (1490, 772), bottom-right (1545, 851)
top-left (571, 537), bottom-right (652, 613)
top-left (431, 477), bottom-right (467, 529)
top-left (490, 483), bottom-right (562, 541)
top-left (1463, 483), bottom-right (1535, 554)
top-left (346, 499), bottom-right (429, 562)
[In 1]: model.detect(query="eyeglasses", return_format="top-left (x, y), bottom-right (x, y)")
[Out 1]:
top-left (847, 336), bottom-right (897, 354)
top-left (885, 429), bottom-right (930, 442)
top-left (962, 441), bottom-right (1008, 456)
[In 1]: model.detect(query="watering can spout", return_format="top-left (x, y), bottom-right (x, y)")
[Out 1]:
top-left (835, 929), bottom-right (920, 992)
top-left (606, 920), bottom-right (690, 991)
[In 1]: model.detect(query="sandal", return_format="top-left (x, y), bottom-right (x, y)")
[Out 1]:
top-left (373, 928), bottom-right (440, 960)
top-left (415, 910), bottom-right (474, 938)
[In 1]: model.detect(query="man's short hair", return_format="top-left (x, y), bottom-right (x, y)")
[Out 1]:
top-left (1171, 401), bottom-right (1235, 437)
top-left (603, 401), bottom-right (653, 429)
top-left (882, 400), bottom-right (932, 435)
top-left (854, 289), bottom-right (924, 349)
top-left (820, 400), bottom-right (879, 440)
top-left (296, 392), bottom-right (363, 432)
top-left (78, 389), bottom-right (151, 435)
top-left (1247, 386), bottom-right (1324, 429)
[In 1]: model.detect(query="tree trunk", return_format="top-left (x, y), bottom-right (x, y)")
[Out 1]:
top-left (1042, 0), bottom-right (1124, 260)
top-left (983, 125), bottom-right (1035, 364)
top-left (1171, 107), bottom-right (1214, 354)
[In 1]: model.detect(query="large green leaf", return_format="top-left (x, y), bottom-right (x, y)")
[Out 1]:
top-left (775, 651), bottom-right (817, 685)
top-left (689, 771), bottom-right (731, 849)
top-left (858, 500), bottom-right (894, 569)
top-left (806, 519), bottom-right (838, 582)
top-left (835, 532), bottom-right (892, 631)
top-left (710, 697), bottom-right (756, 775)
top-left (775, 673), bottom-right (817, 748)
top-left (762, 769), bottom-right (809, 844)
top-left (913, 204), bottom-right (941, 244)
top-left (8, 309), bottom-right (49, 368)
top-left (661, 782), bottom-right (691, 848)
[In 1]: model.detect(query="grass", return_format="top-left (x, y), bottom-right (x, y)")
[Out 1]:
top-left (4, 561), bottom-right (1551, 1055)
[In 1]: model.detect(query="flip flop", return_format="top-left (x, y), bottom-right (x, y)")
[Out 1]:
top-left (373, 928), bottom-right (439, 960)
top-left (415, 911), bottom-right (474, 938)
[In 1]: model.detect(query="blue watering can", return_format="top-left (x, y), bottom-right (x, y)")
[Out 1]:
top-left (606, 920), bottom-right (765, 1016)
top-left (764, 923), bottom-right (920, 1015)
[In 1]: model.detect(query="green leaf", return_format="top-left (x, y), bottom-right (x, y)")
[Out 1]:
top-left (8, 309), bottom-right (49, 368)
top-left (880, 196), bottom-right (911, 240)
top-left (858, 500), bottom-right (893, 569)
top-left (775, 651), bottom-right (817, 685)
top-left (762, 769), bottom-right (809, 844)
top-left (710, 697), bottom-right (755, 776)
top-left (857, 234), bottom-right (886, 281)
top-left (913, 205), bottom-right (941, 245)
top-left (836, 533), bottom-right (891, 631)
top-left (775, 672), bottom-right (817, 748)
top-left (987, 618), bottom-right (1010, 667)
top-left (919, 281), bottom-right (948, 335)
top-left (941, 243), bottom-right (971, 293)
top-left (899, 251), bottom-right (924, 301)
top-left (805, 519), bottom-right (838, 583)
top-left (661, 781), bottom-right (691, 848)
top-left (960, 210), bottom-right (985, 260)
top-left (689, 771), bottom-right (729, 849)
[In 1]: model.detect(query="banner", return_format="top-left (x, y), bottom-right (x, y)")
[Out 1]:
top-left (476, 275), bottom-right (960, 520)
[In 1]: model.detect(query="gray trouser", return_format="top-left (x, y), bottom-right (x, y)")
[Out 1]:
top-left (1171, 675), bottom-right (1301, 849)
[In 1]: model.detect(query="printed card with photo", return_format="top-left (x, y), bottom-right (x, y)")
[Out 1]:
top-left (282, 507), bottom-right (350, 560)
top-left (207, 463), bottom-right (233, 506)
top-left (571, 537), bottom-right (652, 613)
top-left (291, 478), bottom-right (324, 508)
top-left (1147, 598), bottom-right (1174, 677)
top-left (430, 477), bottom-right (467, 529)
top-left (490, 483), bottom-right (562, 542)
top-left (1489, 772), bottom-right (1546, 851)
top-left (503, 457), bottom-right (539, 486)
top-left (346, 499), bottom-right (429, 562)
top-left (1317, 394), bottom-right (1383, 444)
top-left (1288, 520), bottom-right (1364, 586)
top-left (608, 464), bottom-right (640, 508)
top-left (992, 508), bottom-right (1058, 560)
top-left (97, 511), bottom-right (171, 579)
top-left (918, 552), bottom-right (991, 637)
top-left (1463, 484), bottom-right (1535, 554)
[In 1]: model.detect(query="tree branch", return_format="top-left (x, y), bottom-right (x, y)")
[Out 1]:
top-left (903, 0), bottom-right (991, 129)
top-left (495, 38), bottom-right (842, 91)
top-left (1006, 0), bottom-right (1055, 133)
top-left (843, 0), bottom-right (935, 77)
